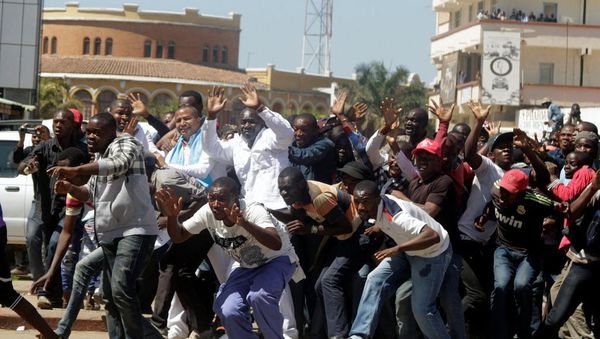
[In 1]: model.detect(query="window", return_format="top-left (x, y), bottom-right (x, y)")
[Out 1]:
top-left (83, 37), bottom-right (90, 55)
top-left (105, 38), bottom-right (113, 55)
top-left (468, 5), bottom-right (473, 22)
top-left (0, 141), bottom-right (19, 178)
top-left (42, 37), bottom-right (48, 54)
top-left (167, 41), bottom-right (175, 59)
top-left (539, 63), bottom-right (555, 84)
top-left (144, 40), bottom-right (151, 58)
top-left (51, 37), bottom-right (57, 54)
top-left (212, 46), bottom-right (219, 63)
top-left (202, 45), bottom-right (209, 63)
top-left (221, 47), bottom-right (228, 64)
top-left (453, 10), bottom-right (462, 28)
top-left (156, 41), bottom-right (163, 58)
top-left (543, 2), bottom-right (558, 19)
top-left (477, 1), bottom-right (484, 13)
top-left (93, 38), bottom-right (101, 55)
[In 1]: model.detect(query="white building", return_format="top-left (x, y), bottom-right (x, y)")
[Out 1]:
top-left (430, 0), bottom-right (600, 126)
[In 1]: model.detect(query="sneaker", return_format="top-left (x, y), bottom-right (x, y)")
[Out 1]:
top-left (10, 266), bottom-right (29, 276)
top-left (37, 295), bottom-right (53, 310)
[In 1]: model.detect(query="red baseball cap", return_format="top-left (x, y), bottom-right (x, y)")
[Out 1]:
top-left (68, 108), bottom-right (83, 125)
top-left (411, 138), bottom-right (442, 158)
top-left (498, 169), bottom-right (529, 194)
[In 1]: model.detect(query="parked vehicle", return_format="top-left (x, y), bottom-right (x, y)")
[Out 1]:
top-left (0, 130), bottom-right (34, 245)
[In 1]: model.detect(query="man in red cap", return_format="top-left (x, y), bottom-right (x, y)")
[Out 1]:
top-left (477, 169), bottom-right (567, 339)
top-left (391, 137), bottom-right (465, 339)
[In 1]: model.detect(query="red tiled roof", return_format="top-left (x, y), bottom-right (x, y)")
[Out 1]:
top-left (40, 55), bottom-right (265, 88)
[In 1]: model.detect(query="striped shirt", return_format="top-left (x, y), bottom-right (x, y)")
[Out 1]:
top-left (491, 182), bottom-right (555, 251)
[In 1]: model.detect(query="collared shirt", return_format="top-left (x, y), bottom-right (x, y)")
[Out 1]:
top-left (376, 195), bottom-right (449, 258)
top-left (201, 107), bottom-right (294, 210)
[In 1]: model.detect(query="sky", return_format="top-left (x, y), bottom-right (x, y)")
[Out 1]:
top-left (44, 0), bottom-right (437, 82)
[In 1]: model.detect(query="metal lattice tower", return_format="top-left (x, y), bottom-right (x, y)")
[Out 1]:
top-left (301, 0), bottom-right (333, 75)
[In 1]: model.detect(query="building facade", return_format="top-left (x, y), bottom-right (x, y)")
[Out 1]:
top-left (38, 3), bottom-right (352, 122)
top-left (0, 0), bottom-right (42, 115)
top-left (430, 0), bottom-right (600, 126)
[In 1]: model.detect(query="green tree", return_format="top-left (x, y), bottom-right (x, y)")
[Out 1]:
top-left (148, 98), bottom-right (178, 118)
top-left (38, 78), bottom-right (83, 118)
top-left (341, 61), bottom-right (429, 135)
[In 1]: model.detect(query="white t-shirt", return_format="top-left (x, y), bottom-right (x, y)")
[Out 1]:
top-left (458, 156), bottom-right (504, 243)
top-left (182, 200), bottom-right (296, 268)
top-left (376, 195), bottom-right (450, 258)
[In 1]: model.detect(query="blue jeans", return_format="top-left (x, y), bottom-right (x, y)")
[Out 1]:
top-left (490, 245), bottom-right (540, 339)
top-left (101, 235), bottom-right (160, 339)
top-left (26, 201), bottom-right (45, 280)
top-left (214, 256), bottom-right (295, 339)
top-left (56, 246), bottom-right (103, 338)
top-left (350, 246), bottom-right (452, 339)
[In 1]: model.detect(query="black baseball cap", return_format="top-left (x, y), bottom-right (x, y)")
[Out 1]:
top-left (338, 161), bottom-right (372, 180)
top-left (488, 132), bottom-right (514, 150)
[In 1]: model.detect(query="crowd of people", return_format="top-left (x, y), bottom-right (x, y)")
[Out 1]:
top-left (477, 8), bottom-right (559, 23)
top-left (1, 81), bottom-right (600, 339)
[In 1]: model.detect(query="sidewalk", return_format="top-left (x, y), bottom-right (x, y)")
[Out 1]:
top-left (0, 279), bottom-right (107, 332)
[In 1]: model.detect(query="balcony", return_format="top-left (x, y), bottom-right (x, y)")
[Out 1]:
top-left (522, 84), bottom-right (600, 107)
top-left (432, 0), bottom-right (463, 12)
top-left (431, 19), bottom-right (600, 61)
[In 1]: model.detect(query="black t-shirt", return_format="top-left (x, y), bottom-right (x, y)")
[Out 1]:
top-left (407, 173), bottom-right (461, 252)
top-left (26, 138), bottom-right (88, 223)
top-left (491, 184), bottom-right (554, 252)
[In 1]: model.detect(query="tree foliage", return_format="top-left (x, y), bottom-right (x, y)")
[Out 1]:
top-left (340, 61), bottom-right (429, 135)
top-left (38, 78), bottom-right (83, 118)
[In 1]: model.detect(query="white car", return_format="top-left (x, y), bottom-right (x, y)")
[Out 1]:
top-left (0, 131), bottom-right (34, 245)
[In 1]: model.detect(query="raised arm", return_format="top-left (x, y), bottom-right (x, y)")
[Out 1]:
top-left (129, 93), bottom-right (171, 138)
top-left (513, 128), bottom-right (550, 189)
top-left (427, 98), bottom-right (455, 144)
top-left (155, 187), bottom-right (194, 243)
top-left (465, 101), bottom-right (492, 170)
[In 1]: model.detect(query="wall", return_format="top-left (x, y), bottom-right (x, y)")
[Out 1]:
top-left (42, 20), bottom-right (240, 68)
top-left (0, 0), bottom-right (41, 104)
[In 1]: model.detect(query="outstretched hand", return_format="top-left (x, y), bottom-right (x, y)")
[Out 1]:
top-left (380, 97), bottom-right (402, 129)
top-left (128, 93), bottom-right (149, 118)
top-left (207, 86), bottom-right (227, 120)
top-left (331, 91), bottom-right (348, 117)
top-left (467, 101), bottom-right (492, 123)
top-left (239, 82), bottom-right (261, 109)
top-left (427, 98), bottom-right (454, 123)
top-left (155, 186), bottom-right (183, 217)
top-left (123, 117), bottom-right (138, 136)
top-left (351, 102), bottom-right (368, 121)
top-left (224, 203), bottom-right (243, 226)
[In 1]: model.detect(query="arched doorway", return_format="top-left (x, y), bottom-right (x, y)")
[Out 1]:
top-left (72, 90), bottom-right (93, 119)
top-left (97, 90), bottom-right (117, 114)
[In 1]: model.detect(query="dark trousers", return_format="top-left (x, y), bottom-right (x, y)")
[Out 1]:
top-left (460, 239), bottom-right (495, 339)
top-left (537, 261), bottom-right (600, 338)
top-left (137, 243), bottom-right (168, 314)
top-left (311, 234), bottom-right (366, 338)
top-left (289, 234), bottom-right (323, 336)
top-left (150, 230), bottom-right (215, 332)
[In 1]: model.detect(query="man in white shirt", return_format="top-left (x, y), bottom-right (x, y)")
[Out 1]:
top-left (201, 83), bottom-right (294, 210)
top-left (348, 180), bottom-right (452, 339)
top-left (459, 101), bottom-right (513, 337)
top-left (156, 177), bottom-right (297, 339)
